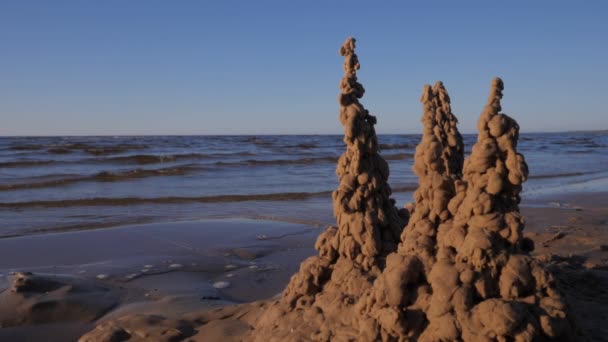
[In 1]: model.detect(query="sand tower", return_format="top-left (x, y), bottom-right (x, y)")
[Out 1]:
top-left (251, 36), bottom-right (407, 341)
top-left (357, 81), bottom-right (466, 340)
top-left (399, 81), bottom-right (465, 270)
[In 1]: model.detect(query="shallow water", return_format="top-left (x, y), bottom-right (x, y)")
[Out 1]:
top-left (1, 132), bottom-right (607, 237)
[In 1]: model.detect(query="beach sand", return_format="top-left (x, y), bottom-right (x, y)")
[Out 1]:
top-left (0, 192), bottom-right (606, 341)
top-left (0, 219), bottom-right (319, 341)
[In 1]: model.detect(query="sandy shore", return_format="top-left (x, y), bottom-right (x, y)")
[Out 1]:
top-left (0, 192), bottom-right (607, 341)
top-left (0, 219), bottom-right (319, 341)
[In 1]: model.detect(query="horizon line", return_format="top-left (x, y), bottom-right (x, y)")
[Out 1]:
top-left (1, 128), bottom-right (606, 138)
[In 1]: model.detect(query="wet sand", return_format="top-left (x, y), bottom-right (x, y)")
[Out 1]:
top-left (0, 219), bottom-right (319, 341)
top-left (0, 193), bottom-right (607, 341)
top-left (523, 193), bottom-right (608, 341)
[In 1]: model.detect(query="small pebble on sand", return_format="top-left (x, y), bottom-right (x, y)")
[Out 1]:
top-left (226, 273), bottom-right (234, 278)
top-left (225, 264), bottom-right (237, 270)
top-left (143, 264), bottom-right (154, 268)
top-left (248, 265), bottom-right (259, 270)
top-left (169, 263), bottom-right (183, 269)
top-left (213, 281), bottom-right (230, 289)
top-left (96, 274), bottom-right (109, 280)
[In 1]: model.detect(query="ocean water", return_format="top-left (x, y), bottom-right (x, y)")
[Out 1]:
top-left (1, 133), bottom-right (607, 238)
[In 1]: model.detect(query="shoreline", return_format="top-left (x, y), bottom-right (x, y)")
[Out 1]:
top-left (3, 171), bottom-right (608, 240)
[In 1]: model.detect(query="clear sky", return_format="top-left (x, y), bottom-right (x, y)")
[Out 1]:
top-left (1, 1), bottom-right (607, 136)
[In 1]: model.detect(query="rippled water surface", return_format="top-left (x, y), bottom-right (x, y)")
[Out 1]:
top-left (1, 133), bottom-right (607, 237)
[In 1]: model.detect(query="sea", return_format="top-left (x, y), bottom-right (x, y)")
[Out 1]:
top-left (1, 133), bottom-right (607, 238)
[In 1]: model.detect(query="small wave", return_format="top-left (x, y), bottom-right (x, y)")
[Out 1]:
top-left (566, 149), bottom-right (596, 154)
top-left (9, 144), bottom-right (46, 151)
top-left (529, 171), bottom-right (587, 179)
top-left (554, 138), bottom-right (599, 147)
top-left (215, 156), bottom-right (338, 167)
top-left (47, 148), bottom-right (73, 154)
top-left (379, 143), bottom-right (414, 150)
top-left (0, 165), bottom-right (201, 191)
top-left (0, 152), bottom-right (256, 168)
top-left (283, 143), bottom-right (318, 149)
top-left (1, 152), bottom-right (408, 170)
top-left (245, 137), bottom-right (275, 147)
top-left (0, 160), bottom-right (56, 168)
top-left (104, 153), bottom-right (208, 164)
top-left (102, 152), bottom-right (256, 164)
top-left (383, 153), bottom-right (414, 161)
top-left (82, 145), bottom-right (148, 156)
top-left (10, 142), bottom-right (148, 155)
top-left (0, 191), bottom-right (334, 208)
top-left (391, 184), bottom-right (418, 192)
top-left (93, 166), bottom-right (198, 181)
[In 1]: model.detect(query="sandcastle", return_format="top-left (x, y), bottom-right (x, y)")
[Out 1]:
top-left (253, 39), bottom-right (570, 341)
top-left (78, 37), bottom-right (570, 342)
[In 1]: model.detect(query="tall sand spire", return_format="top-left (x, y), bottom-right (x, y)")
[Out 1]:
top-left (250, 36), bottom-right (407, 341)
top-left (357, 81), bottom-right (466, 340)
top-left (332, 36), bottom-right (407, 267)
top-left (432, 81), bottom-right (464, 177)
top-left (400, 81), bottom-right (465, 270)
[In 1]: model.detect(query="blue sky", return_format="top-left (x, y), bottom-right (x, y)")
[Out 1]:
top-left (0, 1), bottom-right (607, 135)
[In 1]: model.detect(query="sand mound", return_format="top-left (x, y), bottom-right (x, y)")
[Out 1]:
top-left (80, 301), bottom-right (266, 342)
top-left (0, 272), bottom-right (119, 327)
